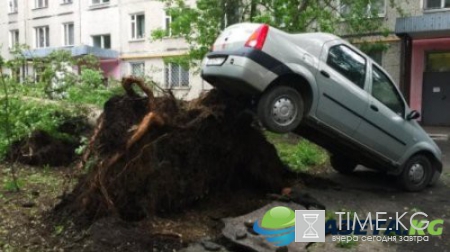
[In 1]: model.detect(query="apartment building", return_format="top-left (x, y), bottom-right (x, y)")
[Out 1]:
top-left (2, 0), bottom-right (450, 124)
top-left (0, 0), bottom-right (210, 100)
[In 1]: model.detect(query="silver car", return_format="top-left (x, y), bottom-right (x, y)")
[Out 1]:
top-left (201, 23), bottom-right (442, 192)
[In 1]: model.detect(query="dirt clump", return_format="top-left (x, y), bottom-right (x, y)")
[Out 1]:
top-left (56, 76), bottom-right (289, 222)
top-left (6, 130), bottom-right (79, 167)
top-left (6, 115), bottom-right (91, 167)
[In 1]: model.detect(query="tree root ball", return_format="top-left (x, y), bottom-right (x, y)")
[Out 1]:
top-left (56, 77), bottom-right (288, 222)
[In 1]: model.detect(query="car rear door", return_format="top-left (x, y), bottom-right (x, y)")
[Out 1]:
top-left (353, 64), bottom-right (411, 162)
top-left (315, 42), bottom-right (370, 138)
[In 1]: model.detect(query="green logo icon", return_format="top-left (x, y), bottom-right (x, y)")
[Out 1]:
top-left (261, 206), bottom-right (296, 229)
top-left (253, 206), bottom-right (296, 246)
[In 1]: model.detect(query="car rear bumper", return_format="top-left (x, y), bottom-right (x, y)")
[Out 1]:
top-left (201, 55), bottom-right (276, 95)
top-left (201, 49), bottom-right (280, 95)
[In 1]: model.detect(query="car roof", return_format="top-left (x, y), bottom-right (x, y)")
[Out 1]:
top-left (291, 32), bottom-right (341, 42)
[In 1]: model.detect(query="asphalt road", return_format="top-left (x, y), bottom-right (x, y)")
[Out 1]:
top-left (303, 140), bottom-right (450, 252)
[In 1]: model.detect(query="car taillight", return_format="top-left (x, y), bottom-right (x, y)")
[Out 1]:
top-left (244, 24), bottom-right (269, 50)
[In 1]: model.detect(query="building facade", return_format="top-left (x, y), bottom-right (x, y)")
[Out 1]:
top-left (1, 0), bottom-right (450, 124)
top-left (0, 0), bottom-right (210, 100)
top-left (395, 0), bottom-right (450, 126)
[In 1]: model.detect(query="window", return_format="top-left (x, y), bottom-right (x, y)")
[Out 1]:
top-left (371, 65), bottom-right (404, 116)
top-left (62, 0), bottom-right (73, 4)
top-left (327, 45), bottom-right (367, 89)
top-left (91, 0), bottom-right (109, 4)
top-left (424, 0), bottom-right (450, 9)
top-left (426, 51), bottom-right (450, 72)
top-left (35, 26), bottom-right (50, 48)
top-left (130, 62), bottom-right (145, 77)
top-left (164, 12), bottom-right (172, 37)
top-left (340, 0), bottom-right (386, 17)
top-left (165, 63), bottom-right (189, 88)
top-left (131, 14), bottom-right (145, 40)
top-left (163, 9), bottom-right (181, 37)
top-left (92, 35), bottom-right (111, 49)
top-left (63, 23), bottom-right (74, 46)
top-left (35, 0), bottom-right (48, 9)
top-left (9, 30), bottom-right (19, 48)
top-left (8, 0), bottom-right (18, 13)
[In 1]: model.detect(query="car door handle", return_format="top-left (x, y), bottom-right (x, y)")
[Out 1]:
top-left (370, 104), bottom-right (379, 112)
top-left (320, 70), bottom-right (330, 78)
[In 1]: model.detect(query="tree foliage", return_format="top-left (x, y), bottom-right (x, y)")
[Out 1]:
top-left (153, 0), bottom-right (405, 62)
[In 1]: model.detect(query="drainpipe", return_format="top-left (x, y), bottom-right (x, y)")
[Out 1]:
top-left (399, 34), bottom-right (412, 105)
top-left (78, 0), bottom-right (82, 46)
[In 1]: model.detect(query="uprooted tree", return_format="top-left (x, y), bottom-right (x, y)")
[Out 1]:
top-left (57, 77), bottom-right (290, 221)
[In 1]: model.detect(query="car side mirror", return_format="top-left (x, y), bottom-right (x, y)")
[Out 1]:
top-left (407, 110), bottom-right (421, 120)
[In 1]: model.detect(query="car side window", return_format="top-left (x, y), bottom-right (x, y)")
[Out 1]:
top-left (371, 65), bottom-right (405, 116)
top-left (326, 45), bottom-right (366, 89)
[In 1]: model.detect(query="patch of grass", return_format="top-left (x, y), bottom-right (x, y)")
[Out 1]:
top-left (27, 172), bottom-right (61, 187)
top-left (2, 177), bottom-right (24, 192)
top-left (266, 132), bottom-right (328, 172)
top-left (336, 236), bottom-right (359, 249)
top-left (410, 207), bottom-right (421, 213)
top-left (54, 225), bottom-right (64, 236)
top-left (326, 210), bottom-right (336, 220)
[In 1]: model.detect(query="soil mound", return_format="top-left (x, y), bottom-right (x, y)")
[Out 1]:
top-left (6, 130), bottom-right (79, 167)
top-left (6, 116), bottom-right (91, 167)
top-left (57, 77), bottom-right (288, 222)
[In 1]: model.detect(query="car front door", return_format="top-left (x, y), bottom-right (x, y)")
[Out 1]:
top-left (315, 43), bottom-right (370, 138)
top-left (353, 64), bottom-right (411, 162)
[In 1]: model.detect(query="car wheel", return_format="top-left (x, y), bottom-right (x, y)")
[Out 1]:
top-left (330, 155), bottom-right (357, 174)
top-left (399, 155), bottom-right (432, 192)
top-left (257, 85), bottom-right (304, 133)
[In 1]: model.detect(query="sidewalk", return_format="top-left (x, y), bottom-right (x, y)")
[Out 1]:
top-left (423, 126), bottom-right (450, 141)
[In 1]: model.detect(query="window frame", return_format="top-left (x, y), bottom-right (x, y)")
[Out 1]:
top-left (35, 26), bottom-right (50, 48)
top-left (91, 0), bottom-right (109, 5)
top-left (92, 34), bottom-right (111, 49)
top-left (34, 0), bottom-right (48, 9)
top-left (63, 22), bottom-right (75, 46)
top-left (9, 30), bottom-right (19, 49)
top-left (8, 0), bottom-right (18, 13)
top-left (164, 63), bottom-right (190, 89)
top-left (370, 64), bottom-right (406, 117)
top-left (326, 44), bottom-right (368, 89)
top-left (163, 11), bottom-right (172, 37)
top-left (424, 0), bottom-right (450, 10)
top-left (339, 0), bottom-right (387, 18)
top-left (130, 13), bottom-right (146, 40)
top-left (130, 62), bottom-right (145, 77)
top-left (61, 0), bottom-right (73, 5)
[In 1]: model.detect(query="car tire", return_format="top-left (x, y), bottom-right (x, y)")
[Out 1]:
top-left (330, 155), bottom-right (357, 174)
top-left (399, 155), bottom-right (432, 192)
top-left (257, 85), bottom-right (304, 133)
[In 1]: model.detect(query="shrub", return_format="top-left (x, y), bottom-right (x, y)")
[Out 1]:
top-left (0, 98), bottom-right (78, 158)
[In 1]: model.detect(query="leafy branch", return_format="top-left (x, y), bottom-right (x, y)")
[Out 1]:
top-left (0, 55), bottom-right (20, 192)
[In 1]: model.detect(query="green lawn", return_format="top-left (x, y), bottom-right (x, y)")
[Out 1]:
top-left (265, 132), bottom-right (329, 173)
